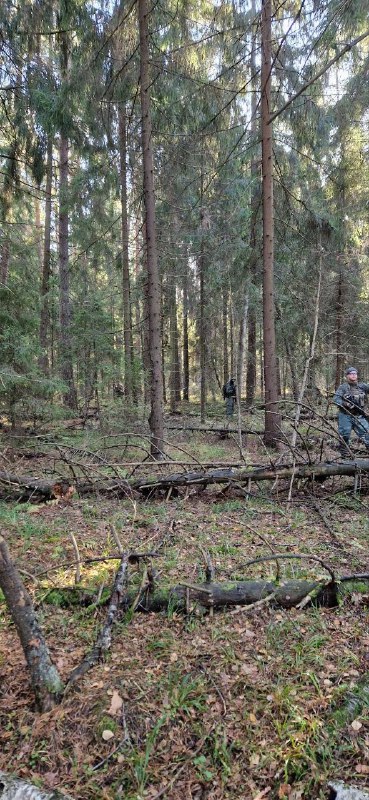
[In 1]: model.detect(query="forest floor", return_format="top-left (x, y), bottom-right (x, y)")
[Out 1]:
top-left (1, 401), bottom-right (369, 800)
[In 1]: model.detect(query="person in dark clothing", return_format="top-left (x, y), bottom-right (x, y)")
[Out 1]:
top-left (333, 366), bottom-right (369, 456)
top-left (222, 378), bottom-right (236, 417)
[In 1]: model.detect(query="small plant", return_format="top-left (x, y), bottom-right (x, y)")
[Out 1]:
top-left (193, 754), bottom-right (214, 782)
top-left (146, 631), bottom-right (175, 655)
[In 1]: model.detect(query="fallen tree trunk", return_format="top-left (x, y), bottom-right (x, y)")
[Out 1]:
top-left (0, 535), bottom-right (64, 712)
top-left (0, 471), bottom-right (71, 501)
top-left (0, 771), bottom-right (74, 799)
top-left (165, 424), bottom-right (260, 435)
top-left (2, 458), bottom-right (369, 501)
top-left (46, 578), bottom-right (338, 612)
top-left (129, 459), bottom-right (369, 493)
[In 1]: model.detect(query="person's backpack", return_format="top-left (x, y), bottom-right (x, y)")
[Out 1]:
top-left (224, 380), bottom-right (235, 398)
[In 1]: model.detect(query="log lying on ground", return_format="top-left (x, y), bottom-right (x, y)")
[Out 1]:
top-left (0, 535), bottom-right (64, 712)
top-left (2, 458), bottom-right (369, 501)
top-left (0, 471), bottom-right (71, 501)
top-left (0, 770), bottom-right (74, 799)
top-left (129, 459), bottom-right (369, 493)
top-left (46, 578), bottom-right (338, 612)
top-left (165, 424), bottom-right (260, 435)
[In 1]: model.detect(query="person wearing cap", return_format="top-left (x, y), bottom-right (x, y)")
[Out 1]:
top-left (333, 367), bottom-right (369, 456)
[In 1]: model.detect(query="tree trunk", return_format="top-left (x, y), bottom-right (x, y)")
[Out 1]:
top-left (246, 0), bottom-right (259, 408)
top-left (58, 33), bottom-right (77, 409)
top-left (261, 0), bottom-right (281, 446)
top-left (182, 258), bottom-right (190, 401)
top-left (334, 267), bottom-right (345, 389)
top-left (284, 335), bottom-right (299, 401)
top-left (0, 535), bottom-right (64, 712)
top-left (3, 458), bottom-right (369, 500)
top-left (118, 105), bottom-right (134, 402)
top-left (39, 137), bottom-right (53, 376)
top-left (47, 579), bottom-right (337, 613)
top-left (0, 230), bottom-right (10, 288)
top-left (169, 267), bottom-right (178, 413)
top-left (237, 292), bottom-right (249, 400)
top-left (199, 238), bottom-right (206, 422)
top-left (138, 0), bottom-right (164, 457)
top-left (222, 287), bottom-right (228, 385)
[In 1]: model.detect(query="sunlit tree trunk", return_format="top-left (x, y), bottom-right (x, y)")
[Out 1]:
top-left (118, 105), bottom-right (134, 402)
top-left (222, 287), bottom-right (228, 384)
top-left (261, 0), bottom-right (281, 445)
top-left (334, 269), bottom-right (345, 388)
top-left (168, 257), bottom-right (179, 412)
top-left (138, 0), bottom-right (164, 457)
top-left (58, 31), bottom-right (77, 409)
top-left (182, 258), bottom-right (189, 401)
top-left (199, 232), bottom-right (206, 423)
top-left (246, 0), bottom-right (259, 407)
top-left (39, 137), bottom-right (53, 376)
top-left (237, 293), bottom-right (249, 399)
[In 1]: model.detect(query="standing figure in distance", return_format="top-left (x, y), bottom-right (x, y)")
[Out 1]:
top-left (223, 377), bottom-right (237, 417)
top-left (333, 366), bottom-right (369, 457)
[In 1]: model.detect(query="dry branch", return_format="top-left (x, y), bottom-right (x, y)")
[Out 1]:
top-left (2, 458), bottom-right (369, 502)
top-left (66, 553), bottom-right (129, 688)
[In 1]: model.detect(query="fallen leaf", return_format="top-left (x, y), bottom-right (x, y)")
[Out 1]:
top-left (108, 690), bottom-right (123, 716)
top-left (253, 787), bottom-right (271, 800)
top-left (355, 764), bottom-right (369, 773)
top-left (278, 784), bottom-right (291, 798)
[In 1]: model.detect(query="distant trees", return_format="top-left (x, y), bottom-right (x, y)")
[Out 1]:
top-left (1, 0), bottom-right (369, 428)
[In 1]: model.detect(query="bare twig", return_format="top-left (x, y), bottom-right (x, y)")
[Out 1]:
top-left (198, 545), bottom-right (215, 582)
top-left (230, 592), bottom-right (276, 614)
top-left (109, 523), bottom-right (124, 555)
top-left (69, 533), bottom-right (81, 584)
top-left (242, 553), bottom-right (336, 583)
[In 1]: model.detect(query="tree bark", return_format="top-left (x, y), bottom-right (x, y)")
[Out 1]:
top-left (222, 287), bottom-right (228, 386)
top-left (58, 32), bottom-right (77, 409)
top-left (182, 258), bottom-right (190, 401)
top-left (246, 0), bottom-right (260, 408)
top-left (47, 579), bottom-right (337, 613)
top-left (2, 458), bottom-right (369, 501)
top-left (138, 0), bottom-right (164, 457)
top-left (199, 168), bottom-right (207, 423)
top-left (168, 253), bottom-right (180, 412)
top-left (0, 535), bottom-right (64, 712)
top-left (237, 292), bottom-right (249, 400)
top-left (39, 136), bottom-right (53, 376)
top-left (118, 104), bottom-right (134, 402)
top-left (261, 0), bottom-right (281, 446)
top-left (67, 553), bottom-right (129, 687)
